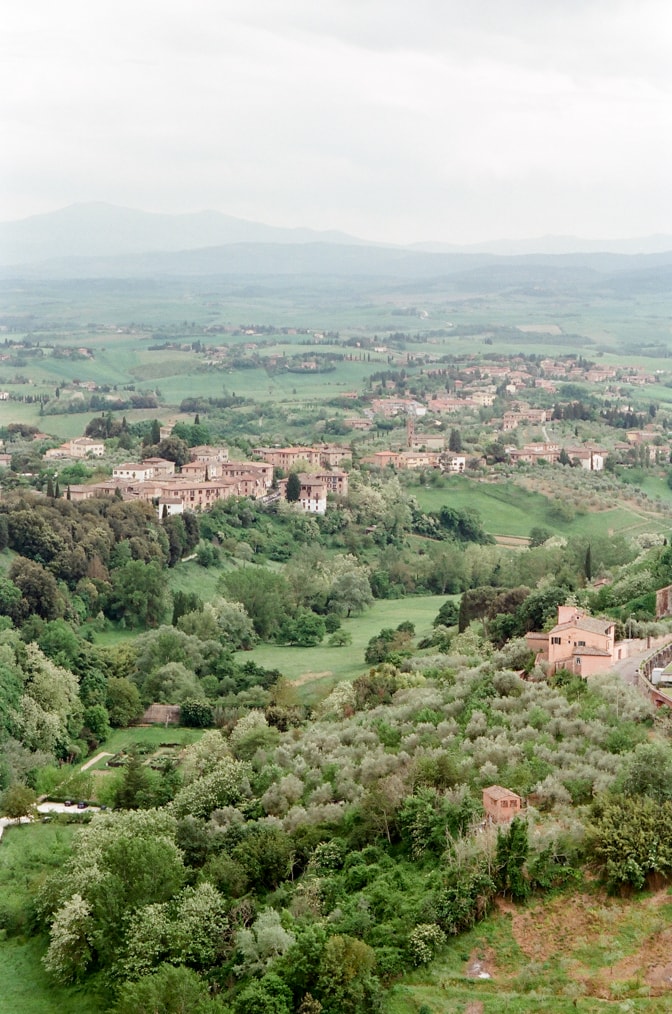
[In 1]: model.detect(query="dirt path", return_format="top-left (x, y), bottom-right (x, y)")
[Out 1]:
top-left (81, 751), bottom-right (113, 771)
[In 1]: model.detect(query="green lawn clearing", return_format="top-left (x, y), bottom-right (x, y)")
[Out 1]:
top-left (411, 476), bottom-right (671, 540)
top-left (98, 725), bottom-right (203, 757)
top-left (237, 593), bottom-right (448, 705)
top-left (0, 823), bottom-right (103, 1013)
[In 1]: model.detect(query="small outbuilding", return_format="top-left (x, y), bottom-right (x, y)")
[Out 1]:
top-left (482, 785), bottom-right (522, 824)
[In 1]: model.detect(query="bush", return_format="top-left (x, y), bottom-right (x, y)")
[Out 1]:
top-left (408, 923), bottom-right (446, 965)
top-left (180, 698), bottom-right (214, 728)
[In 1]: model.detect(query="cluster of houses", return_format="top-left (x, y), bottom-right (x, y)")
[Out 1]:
top-left (507, 442), bottom-right (606, 471)
top-left (61, 443), bottom-right (353, 517)
top-left (361, 450), bottom-right (466, 472)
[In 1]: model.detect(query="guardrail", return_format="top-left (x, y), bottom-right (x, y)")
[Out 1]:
top-left (637, 639), bottom-right (672, 708)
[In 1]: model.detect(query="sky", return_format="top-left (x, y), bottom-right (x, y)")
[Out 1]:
top-left (3, 0), bottom-right (672, 244)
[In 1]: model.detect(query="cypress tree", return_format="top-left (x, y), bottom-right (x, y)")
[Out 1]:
top-left (286, 472), bottom-right (301, 502)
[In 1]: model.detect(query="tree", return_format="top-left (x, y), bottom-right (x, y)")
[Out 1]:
top-left (143, 662), bottom-right (202, 705)
top-left (234, 973), bottom-right (293, 1014)
top-left (42, 894), bottom-right (94, 983)
top-left (156, 436), bottom-right (191, 467)
top-left (15, 644), bottom-right (82, 755)
top-left (0, 782), bottom-right (37, 819)
top-left (123, 882), bottom-right (229, 978)
top-left (495, 817), bottom-right (529, 900)
top-left (584, 544), bottom-right (592, 582)
top-left (279, 611), bottom-right (326, 647)
top-left (172, 757), bottom-right (252, 819)
top-left (528, 526), bottom-right (552, 548)
top-left (328, 568), bottom-right (373, 618)
top-left (114, 749), bottom-right (153, 810)
top-left (9, 557), bottom-right (64, 620)
top-left (316, 935), bottom-right (381, 1014)
top-left (286, 472), bottom-right (301, 503)
top-left (81, 704), bottom-right (111, 744)
top-left (433, 599), bottom-right (459, 627)
top-left (0, 575), bottom-right (23, 624)
top-left (180, 698), bottom-right (214, 728)
top-left (235, 908), bottom-right (296, 976)
top-left (114, 963), bottom-right (222, 1014)
top-left (106, 677), bottom-right (143, 727)
top-left (221, 567), bottom-right (294, 641)
top-left (44, 811), bottom-right (187, 978)
top-left (328, 629), bottom-right (352, 647)
top-left (616, 742), bottom-right (672, 802)
top-left (588, 796), bottom-right (672, 890)
top-left (448, 428), bottom-right (463, 453)
top-left (106, 560), bottom-right (169, 628)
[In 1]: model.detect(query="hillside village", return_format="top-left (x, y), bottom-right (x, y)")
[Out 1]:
top-left (3, 350), bottom-right (669, 522)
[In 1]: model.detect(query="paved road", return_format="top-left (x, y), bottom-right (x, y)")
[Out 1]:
top-left (610, 642), bottom-right (647, 687)
top-left (610, 635), bottom-right (672, 688)
top-left (0, 802), bottom-right (100, 839)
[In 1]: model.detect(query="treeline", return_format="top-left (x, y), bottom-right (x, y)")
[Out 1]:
top-left (0, 494), bottom-right (199, 626)
top-left (44, 392), bottom-right (159, 415)
top-left (551, 400), bottom-right (596, 421)
top-left (600, 407), bottom-right (649, 429)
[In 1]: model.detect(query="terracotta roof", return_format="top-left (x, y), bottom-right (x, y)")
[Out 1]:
top-left (483, 785), bottom-right (520, 801)
top-left (552, 616), bottom-right (613, 636)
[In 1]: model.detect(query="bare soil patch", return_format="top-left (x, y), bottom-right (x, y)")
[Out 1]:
top-left (290, 671), bottom-right (333, 687)
top-left (516, 324), bottom-right (562, 335)
top-left (465, 946), bottom-right (497, 980)
top-left (508, 888), bottom-right (672, 998)
top-left (509, 893), bottom-right (606, 963)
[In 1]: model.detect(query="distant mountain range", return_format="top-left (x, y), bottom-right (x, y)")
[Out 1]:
top-left (1, 203), bottom-right (672, 282)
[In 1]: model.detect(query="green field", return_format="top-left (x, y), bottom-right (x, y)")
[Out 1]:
top-left (411, 476), bottom-right (671, 539)
top-left (0, 824), bottom-right (103, 1013)
top-left (92, 724), bottom-right (203, 759)
top-left (166, 558), bottom-right (227, 601)
top-left (0, 938), bottom-right (102, 1014)
top-left (237, 593), bottom-right (449, 704)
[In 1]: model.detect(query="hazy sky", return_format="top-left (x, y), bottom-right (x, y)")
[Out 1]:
top-left (3, 0), bottom-right (672, 243)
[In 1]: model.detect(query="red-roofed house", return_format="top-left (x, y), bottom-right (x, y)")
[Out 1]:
top-left (526, 605), bottom-right (623, 677)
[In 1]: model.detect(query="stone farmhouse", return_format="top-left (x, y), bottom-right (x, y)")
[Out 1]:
top-left (482, 785), bottom-right (522, 824)
top-left (45, 436), bottom-right (105, 460)
top-left (502, 407), bottom-right (548, 431)
top-left (526, 606), bottom-right (623, 677)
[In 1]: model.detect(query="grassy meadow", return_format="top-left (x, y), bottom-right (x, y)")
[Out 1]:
top-left (236, 593), bottom-right (449, 704)
top-left (0, 823), bottom-right (104, 1013)
top-left (410, 476), bottom-right (672, 539)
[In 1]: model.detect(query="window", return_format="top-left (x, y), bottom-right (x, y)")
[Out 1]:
top-left (576, 656), bottom-right (581, 665)
top-left (551, 636), bottom-right (561, 645)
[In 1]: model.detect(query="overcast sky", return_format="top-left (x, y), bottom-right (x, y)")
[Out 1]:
top-left (3, 0), bottom-right (672, 244)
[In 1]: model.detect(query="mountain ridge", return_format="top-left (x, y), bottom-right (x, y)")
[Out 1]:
top-left (2, 203), bottom-right (672, 269)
